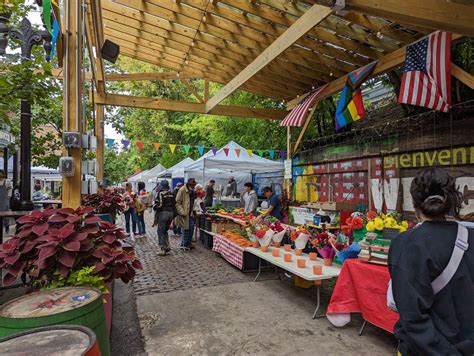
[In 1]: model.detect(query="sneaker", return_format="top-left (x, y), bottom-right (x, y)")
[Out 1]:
top-left (179, 246), bottom-right (190, 251)
top-left (158, 248), bottom-right (167, 256)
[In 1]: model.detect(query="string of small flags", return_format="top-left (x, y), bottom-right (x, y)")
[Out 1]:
top-left (105, 138), bottom-right (286, 160)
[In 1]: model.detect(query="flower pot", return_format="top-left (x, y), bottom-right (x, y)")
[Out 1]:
top-left (324, 258), bottom-right (333, 266)
top-left (272, 249), bottom-right (280, 257)
top-left (284, 253), bottom-right (292, 262)
top-left (258, 230), bottom-right (275, 247)
top-left (309, 252), bottom-right (317, 261)
top-left (252, 240), bottom-right (259, 248)
top-left (261, 245), bottom-right (269, 252)
top-left (272, 229), bottom-right (286, 244)
top-left (273, 241), bottom-right (281, 247)
top-left (295, 248), bottom-right (303, 256)
top-left (284, 244), bottom-right (291, 252)
top-left (313, 265), bottom-right (323, 275)
top-left (297, 259), bottom-right (306, 268)
top-left (294, 233), bottom-right (309, 250)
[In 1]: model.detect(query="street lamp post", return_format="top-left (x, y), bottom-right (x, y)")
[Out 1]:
top-left (0, 14), bottom-right (51, 210)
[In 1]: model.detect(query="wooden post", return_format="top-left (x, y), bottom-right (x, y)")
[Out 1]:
top-left (95, 104), bottom-right (104, 189)
top-left (204, 79), bottom-right (209, 103)
top-left (62, 0), bottom-right (83, 208)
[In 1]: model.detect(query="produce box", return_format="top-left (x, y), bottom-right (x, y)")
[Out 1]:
top-left (211, 222), bottom-right (237, 234)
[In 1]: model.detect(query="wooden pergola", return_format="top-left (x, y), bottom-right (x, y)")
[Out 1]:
top-left (61, 0), bottom-right (474, 207)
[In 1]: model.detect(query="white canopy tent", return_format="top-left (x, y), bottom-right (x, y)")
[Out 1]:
top-left (183, 141), bottom-right (284, 192)
top-left (140, 163), bottom-right (166, 191)
top-left (159, 157), bottom-right (194, 179)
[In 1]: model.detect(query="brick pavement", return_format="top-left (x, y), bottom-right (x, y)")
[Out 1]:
top-left (130, 212), bottom-right (251, 296)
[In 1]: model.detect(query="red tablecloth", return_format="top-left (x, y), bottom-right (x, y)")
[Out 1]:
top-left (327, 259), bottom-right (399, 333)
top-left (212, 234), bottom-right (245, 270)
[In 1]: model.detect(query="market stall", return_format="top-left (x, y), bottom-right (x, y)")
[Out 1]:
top-left (139, 163), bottom-right (166, 191)
top-left (157, 157), bottom-right (194, 188)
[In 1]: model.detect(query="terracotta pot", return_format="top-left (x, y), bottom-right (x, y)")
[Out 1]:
top-left (284, 244), bottom-right (292, 251)
top-left (324, 258), bottom-right (333, 266)
top-left (313, 265), bottom-right (323, 275)
top-left (272, 249), bottom-right (280, 257)
top-left (261, 245), bottom-right (269, 252)
top-left (284, 253), bottom-right (292, 262)
top-left (309, 252), bottom-right (317, 261)
top-left (252, 240), bottom-right (259, 248)
top-left (297, 259), bottom-right (306, 268)
top-left (295, 248), bottom-right (303, 256)
top-left (273, 241), bottom-right (281, 247)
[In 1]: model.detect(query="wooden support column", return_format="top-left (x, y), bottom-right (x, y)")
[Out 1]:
top-left (62, 0), bottom-right (84, 208)
top-left (95, 104), bottom-right (105, 187)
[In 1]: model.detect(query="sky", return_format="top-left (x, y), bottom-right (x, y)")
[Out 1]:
top-left (26, 1), bottom-right (122, 142)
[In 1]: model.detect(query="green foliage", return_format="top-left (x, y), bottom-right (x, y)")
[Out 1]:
top-left (43, 266), bottom-right (109, 296)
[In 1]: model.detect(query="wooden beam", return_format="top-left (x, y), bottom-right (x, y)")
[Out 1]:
top-left (293, 102), bottom-right (319, 154)
top-left (452, 63), bottom-right (474, 89)
top-left (287, 33), bottom-right (464, 109)
top-left (93, 92), bottom-right (287, 120)
top-left (50, 68), bottom-right (201, 81)
top-left (88, 0), bottom-right (106, 90)
top-left (62, 0), bottom-right (84, 209)
top-left (346, 0), bottom-right (474, 37)
top-left (205, 4), bottom-right (333, 113)
top-left (182, 79), bottom-right (204, 103)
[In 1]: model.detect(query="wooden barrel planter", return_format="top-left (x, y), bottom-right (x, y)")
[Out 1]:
top-left (0, 287), bottom-right (110, 356)
top-left (0, 325), bottom-right (100, 356)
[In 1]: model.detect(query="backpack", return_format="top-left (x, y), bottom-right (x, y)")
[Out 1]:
top-left (135, 198), bottom-right (146, 214)
top-left (387, 223), bottom-right (469, 312)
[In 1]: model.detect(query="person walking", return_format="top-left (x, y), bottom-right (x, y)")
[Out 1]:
top-left (154, 180), bottom-right (176, 256)
top-left (135, 181), bottom-right (150, 237)
top-left (175, 178), bottom-right (196, 250)
top-left (388, 167), bottom-right (474, 356)
top-left (241, 182), bottom-right (258, 214)
top-left (123, 182), bottom-right (138, 237)
top-left (0, 170), bottom-right (12, 234)
top-left (204, 180), bottom-right (215, 207)
top-left (172, 182), bottom-right (183, 236)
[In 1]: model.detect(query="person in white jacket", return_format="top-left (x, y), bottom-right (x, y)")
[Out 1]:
top-left (241, 182), bottom-right (258, 214)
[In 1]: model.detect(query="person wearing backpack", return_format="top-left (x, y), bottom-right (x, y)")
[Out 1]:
top-left (153, 180), bottom-right (176, 256)
top-left (388, 167), bottom-right (473, 356)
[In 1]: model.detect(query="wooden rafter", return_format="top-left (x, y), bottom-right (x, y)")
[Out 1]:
top-left (205, 3), bottom-right (334, 113)
top-left (346, 0), bottom-right (474, 37)
top-left (88, 0), bottom-right (106, 92)
top-left (182, 79), bottom-right (204, 103)
top-left (93, 92), bottom-right (287, 120)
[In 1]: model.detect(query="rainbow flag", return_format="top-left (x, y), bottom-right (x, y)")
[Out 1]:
top-left (335, 61), bottom-right (378, 130)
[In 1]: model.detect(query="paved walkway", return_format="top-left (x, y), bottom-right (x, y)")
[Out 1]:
top-left (130, 213), bottom-right (396, 355)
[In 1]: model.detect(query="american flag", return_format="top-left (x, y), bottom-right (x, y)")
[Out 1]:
top-left (280, 85), bottom-right (327, 127)
top-left (398, 31), bottom-right (451, 113)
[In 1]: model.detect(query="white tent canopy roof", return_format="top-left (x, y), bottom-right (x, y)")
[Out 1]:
top-left (183, 141), bottom-right (283, 173)
top-left (141, 163), bottom-right (166, 183)
top-left (127, 170), bottom-right (149, 182)
top-left (158, 157), bottom-right (195, 178)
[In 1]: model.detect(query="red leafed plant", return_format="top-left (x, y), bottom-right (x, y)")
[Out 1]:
top-left (81, 190), bottom-right (125, 218)
top-left (0, 207), bottom-right (142, 287)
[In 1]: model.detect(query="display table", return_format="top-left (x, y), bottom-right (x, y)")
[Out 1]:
top-left (326, 259), bottom-right (399, 334)
top-left (212, 233), bottom-right (246, 270)
top-left (246, 246), bottom-right (341, 318)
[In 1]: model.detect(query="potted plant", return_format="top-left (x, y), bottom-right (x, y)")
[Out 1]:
top-left (0, 207), bottom-right (142, 333)
top-left (81, 190), bottom-right (125, 223)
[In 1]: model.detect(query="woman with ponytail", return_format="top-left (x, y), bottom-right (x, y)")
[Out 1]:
top-left (388, 167), bottom-right (473, 356)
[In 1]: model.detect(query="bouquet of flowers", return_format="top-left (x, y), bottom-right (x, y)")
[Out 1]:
top-left (254, 224), bottom-right (274, 247)
top-left (290, 225), bottom-right (310, 249)
top-left (365, 212), bottom-right (409, 233)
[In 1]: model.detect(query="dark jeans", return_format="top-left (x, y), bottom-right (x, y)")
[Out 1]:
top-left (136, 213), bottom-right (146, 234)
top-left (158, 210), bottom-right (174, 248)
top-left (124, 208), bottom-right (137, 234)
top-left (180, 216), bottom-right (195, 248)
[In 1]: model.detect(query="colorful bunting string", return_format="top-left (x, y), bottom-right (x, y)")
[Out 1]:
top-left (223, 148), bottom-right (230, 156)
top-left (183, 144), bottom-right (191, 154)
top-left (153, 143), bottom-right (161, 151)
top-left (257, 150), bottom-right (265, 157)
top-left (169, 144), bottom-right (176, 154)
top-left (211, 146), bottom-right (217, 155)
top-left (197, 146), bottom-right (204, 156)
top-left (268, 150), bottom-right (275, 159)
top-left (235, 148), bottom-right (241, 157)
top-left (106, 138), bottom-right (114, 149)
top-left (247, 149), bottom-right (253, 157)
top-left (279, 150), bottom-right (286, 159)
top-left (121, 139), bottom-right (130, 150)
top-left (136, 141), bottom-right (144, 152)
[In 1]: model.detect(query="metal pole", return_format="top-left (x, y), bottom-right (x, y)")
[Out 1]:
top-left (12, 149), bottom-right (18, 187)
top-left (3, 147), bottom-right (7, 178)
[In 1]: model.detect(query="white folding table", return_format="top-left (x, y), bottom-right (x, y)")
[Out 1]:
top-left (246, 246), bottom-right (341, 318)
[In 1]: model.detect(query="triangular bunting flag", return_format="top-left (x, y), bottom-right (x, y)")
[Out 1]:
top-left (153, 143), bottom-right (161, 151)
top-left (279, 150), bottom-right (286, 159)
top-left (247, 149), bottom-right (252, 157)
top-left (211, 146), bottom-right (217, 155)
top-left (235, 148), bottom-right (241, 157)
top-left (257, 150), bottom-right (265, 157)
top-left (268, 150), bottom-right (275, 159)
top-left (43, 0), bottom-right (53, 35)
top-left (50, 19), bottom-right (59, 59)
top-left (122, 139), bottom-right (130, 150)
top-left (197, 146), bottom-right (204, 156)
top-left (169, 144), bottom-right (176, 154)
top-left (136, 141), bottom-right (144, 152)
top-left (224, 148), bottom-right (230, 156)
top-left (183, 144), bottom-right (191, 154)
top-left (105, 138), bottom-right (114, 149)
